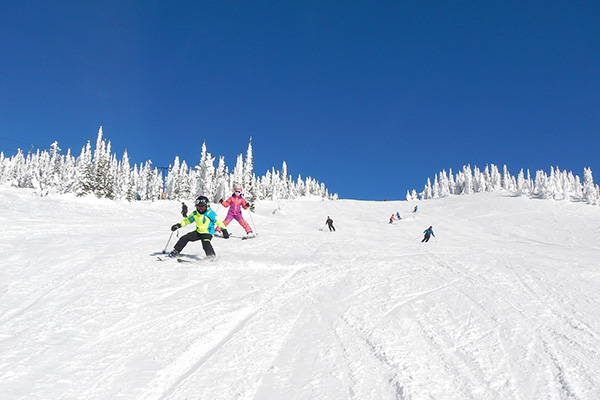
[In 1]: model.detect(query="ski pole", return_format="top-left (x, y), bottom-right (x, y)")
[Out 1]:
top-left (247, 208), bottom-right (257, 235)
top-left (162, 231), bottom-right (174, 254)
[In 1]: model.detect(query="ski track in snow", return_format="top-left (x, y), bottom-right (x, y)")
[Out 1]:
top-left (1, 187), bottom-right (600, 400)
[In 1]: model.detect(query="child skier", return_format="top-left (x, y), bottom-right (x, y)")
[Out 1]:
top-left (422, 226), bottom-right (435, 242)
top-left (218, 185), bottom-right (253, 235)
top-left (169, 196), bottom-right (229, 258)
top-left (389, 214), bottom-right (395, 224)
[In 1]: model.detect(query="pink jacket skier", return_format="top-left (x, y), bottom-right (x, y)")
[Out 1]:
top-left (218, 186), bottom-right (253, 234)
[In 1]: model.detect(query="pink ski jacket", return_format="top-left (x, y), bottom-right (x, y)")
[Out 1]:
top-left (221, 195), bottom-right (248, 216)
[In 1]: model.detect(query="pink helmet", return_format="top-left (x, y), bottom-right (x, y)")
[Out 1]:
top-left (233, 185), bottom-right (243, 194)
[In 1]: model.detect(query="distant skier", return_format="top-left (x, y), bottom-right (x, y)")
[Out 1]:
top-left (181, 202), bottom-right (188, 218)
top-left (396, 212), bottom-right (401, 220)
top-left (326, 216), bottom-right (335, 232)
top-left (169, 196), bottom-right (229, 258)
top-left (218, 185), bottom-right (253, 235)
top-left (422, 226), bottom-right (435, 242)
top-left (389, 214), bottom-right (395, 224)
top-left (413, 205), bottom-right (418, 213)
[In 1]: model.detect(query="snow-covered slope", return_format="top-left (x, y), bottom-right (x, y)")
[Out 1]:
top-left (1, 186), bottom-right (599, 400)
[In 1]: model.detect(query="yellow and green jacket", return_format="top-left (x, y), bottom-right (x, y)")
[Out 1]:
top-left (179, 208), bottom-right (226, 235)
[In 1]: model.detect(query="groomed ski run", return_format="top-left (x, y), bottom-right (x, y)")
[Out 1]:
top-left (2, 186), bottom-right (600, 400)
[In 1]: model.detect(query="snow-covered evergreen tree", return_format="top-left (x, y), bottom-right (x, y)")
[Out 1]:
top-left (214, 156), bottom-right (229, 202)
top-left (197, 142), bottom-right (216, 200)
top-left (48, 141), bottom-right (63, 191)
top-left (75, 141), bottom-right (94, 196)
top-left (243, 138), bottom-right (256, 210)
top-left (421, 178), bottom-right (433, 199)
top-left (583, 167), bottom-right (598, 205)
top-left (231, 154), bottom-right (244, 191)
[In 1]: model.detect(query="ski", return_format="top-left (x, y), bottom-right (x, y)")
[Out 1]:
top-left (214, 233), bottom-right (256, 240)
top-left (156, 255), bottom-right (212, 263)
top-left (155, 254), bottom-right (194, 262)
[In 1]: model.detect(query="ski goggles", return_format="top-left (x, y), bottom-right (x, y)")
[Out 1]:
top-left (234, 191), bottom-right (241, 195)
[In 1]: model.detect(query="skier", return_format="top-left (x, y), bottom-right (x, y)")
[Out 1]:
top-left (326, 216), bottom-right (335, 232)
top-left (396, 212), bottom-right (401, 220)
top-left (413, 205), bottom-right (418, 213)
top-left (181, 202), bottom-right (188, 218)
top-left (169, 196), bottom-right (229, 258)
top-left (422, 226), bottom-right (435, 242)
top-left (218, 185), bottom-right (253, 236)
top-left (389, 214), bottom-right (395, 224)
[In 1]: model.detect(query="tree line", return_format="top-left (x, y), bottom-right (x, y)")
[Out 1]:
top-left (410, 164), bottom-right (599, 205)
top-left (0, 127), bottom-right (337, 204)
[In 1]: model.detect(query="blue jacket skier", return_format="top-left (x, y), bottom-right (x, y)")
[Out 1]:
top-left (422, 226), bottom-right (435, 242)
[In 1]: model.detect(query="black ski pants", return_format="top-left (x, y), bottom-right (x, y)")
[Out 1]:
top-left (174, 231), bottom-right (215, 256)
top-left (422, 234), bottom-right (430, 243)
top-left (327, 223), bottom-right (335, 232)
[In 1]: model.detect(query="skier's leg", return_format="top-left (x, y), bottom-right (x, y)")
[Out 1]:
top-left (174, 231), bottom-right (202, 253)
top-left (233, 214), bottom-right (252, 233)
top-left (200, 234), bottom-right (216, 257)
top-left (238, 218), bottom-right (252, 233)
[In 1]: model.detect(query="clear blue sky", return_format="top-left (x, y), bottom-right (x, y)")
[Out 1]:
top-left (1, 1), bottom-right (599, 200)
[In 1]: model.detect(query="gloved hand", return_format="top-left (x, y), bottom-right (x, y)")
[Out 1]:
top-left (222, 229), bottom-right (230, 239)
top-left (218, 198), bottom-right (224, 204)
top-left (171, 223), bottom-right (181, 232)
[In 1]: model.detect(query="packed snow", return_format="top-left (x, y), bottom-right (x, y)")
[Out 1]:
top-left (1, 186), bottom-right (600, 400)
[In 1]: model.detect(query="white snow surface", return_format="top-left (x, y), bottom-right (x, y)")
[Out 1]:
top-left (1, 186), bottom-right (600, 400)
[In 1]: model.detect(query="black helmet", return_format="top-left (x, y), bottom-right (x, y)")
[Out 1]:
top-left (195, 196), bottom-right (209, 208)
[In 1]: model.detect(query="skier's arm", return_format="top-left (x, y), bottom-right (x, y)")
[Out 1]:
top-left (179, 213), bottom-right (195, 227)
top-left (241, 198), bottom-right (249, 210)
top-left (208, 211), bottom-right (226, 230)
top-left (221, 197), bottom-right (232, 207)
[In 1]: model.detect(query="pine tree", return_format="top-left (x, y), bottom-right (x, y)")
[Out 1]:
top-left (49, 141), bottom-right (63, 191)
top-left (231, 154), bottom-right (244, 190)
top-left (243, 138), bottom-right (256, 210)
top-left (583, 167), bottom-right (598, 205)
top-left (214, 156), bottom-right (229, 202)
top-left (76, 141), bottom-right (94, 196)
top-left (198, 142), bottom-right (216, 200)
